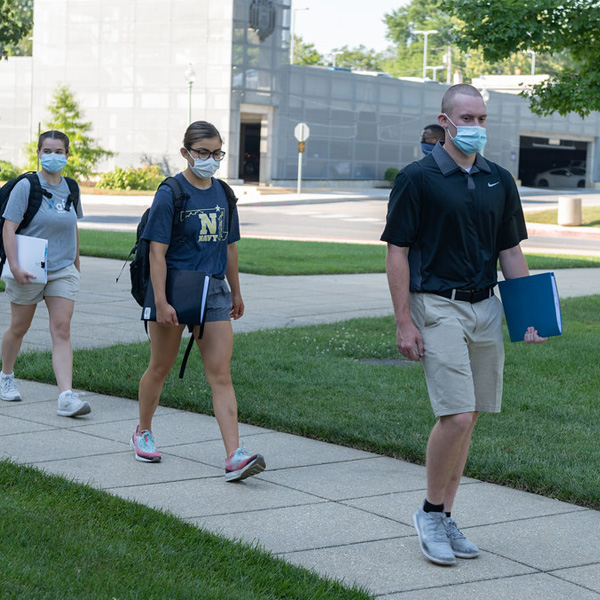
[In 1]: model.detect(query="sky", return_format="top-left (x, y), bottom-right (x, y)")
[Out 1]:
top-left (291, 0), bottom-right (411, 56)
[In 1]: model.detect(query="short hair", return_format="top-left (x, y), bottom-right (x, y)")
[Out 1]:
top-left (422, 124), bottom-right (445, 140)
top-left (441, 84), bottom-right (484, 115)
top-left (183, 121), bottom-right (224, 149)
top-left (38, 130), bottom-right (69, 153)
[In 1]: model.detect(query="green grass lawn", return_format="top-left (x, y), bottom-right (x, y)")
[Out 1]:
top-left (4, 230), bottom-right (600, 596)
top-left (0, 461), bottom-right (370, 600)
top-left (17, 295), bottom-right (600, 509)
top-left (78, 230), bottom-right (600, 275)
top-left (525, 205), bottom-right (600, 227)
top-left (1, 232), bottom-right (596, 294)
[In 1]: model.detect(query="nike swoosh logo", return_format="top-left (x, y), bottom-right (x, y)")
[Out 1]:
top-left (488, 181), bottom-right (500, 187)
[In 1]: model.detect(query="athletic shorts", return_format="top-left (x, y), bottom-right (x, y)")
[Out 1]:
top-left (205, 278), bottom-right (232, 322)
top-left (409, 292), bottom-right (505, 417)
top-left (5, 264), bottom-right (80, 305)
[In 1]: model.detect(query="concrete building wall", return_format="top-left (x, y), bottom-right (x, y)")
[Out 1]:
top-left (277, 69), bottom-right (445, 182)
top-left (0, 57), bottom-right (33, 164)
top-left (1, 0), bottom-right (236, 175)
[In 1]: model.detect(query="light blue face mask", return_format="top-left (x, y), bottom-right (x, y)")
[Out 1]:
top-left (443, 114), bottom-right (487, 155)
top-left (40, 153), bottom-right (68, 173)
top-left (187, 151), bottom-right (220, 179)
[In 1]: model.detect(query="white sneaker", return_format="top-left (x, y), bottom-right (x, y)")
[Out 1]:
top-left (57, 390), bottom-right (91, 417)
top-left (1, 374), bottom-right (22, 402)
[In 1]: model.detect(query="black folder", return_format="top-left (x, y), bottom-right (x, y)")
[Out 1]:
top-left (141, 270), bottom-right (211, 327)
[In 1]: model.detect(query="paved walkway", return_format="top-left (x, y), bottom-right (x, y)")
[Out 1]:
top-left (1, 258), bottom-right (600, 598)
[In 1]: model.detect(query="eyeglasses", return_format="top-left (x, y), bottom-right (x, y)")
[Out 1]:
top-left (188, 147), bottom-right (226, 161)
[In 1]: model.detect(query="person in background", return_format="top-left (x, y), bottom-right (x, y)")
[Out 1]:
top-left (131, 120), bottom-right (265, 482)
top-left (1, 130), bottom-right (90, 417)
top-left (420, 123), bottom-right (445, 156)
top-left (382, 84), bottom-right (546, 566)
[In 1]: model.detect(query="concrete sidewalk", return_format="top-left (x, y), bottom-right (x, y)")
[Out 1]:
top-left (1, 257), bottom-right (600, 598)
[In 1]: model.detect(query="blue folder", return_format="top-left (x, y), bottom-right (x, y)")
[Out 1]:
top-left (498, 272), bottom-right (563, 342)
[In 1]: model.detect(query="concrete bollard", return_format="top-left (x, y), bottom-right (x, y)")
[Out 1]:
top-left (557, 196), bottom-right (582, 226)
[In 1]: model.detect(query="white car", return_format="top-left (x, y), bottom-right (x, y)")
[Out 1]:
top-left (533, 167), bottom-right (586, 188)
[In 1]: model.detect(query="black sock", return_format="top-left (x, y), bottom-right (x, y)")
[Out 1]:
top-left (423, 499), bottom-right (445, 513)
top-left (445, 512), bottom-right (451, 518)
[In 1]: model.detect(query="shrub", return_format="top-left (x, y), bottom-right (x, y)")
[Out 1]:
top-left (97, 165), bottom-right (164, 191)
top-left (384, 167), bottom-right (399, 182)
top-left (0, 160), bottom-right (22, 181)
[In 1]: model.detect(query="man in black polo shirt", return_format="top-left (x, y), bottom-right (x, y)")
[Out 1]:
top-left (382, 84), bottom-right (546, 566)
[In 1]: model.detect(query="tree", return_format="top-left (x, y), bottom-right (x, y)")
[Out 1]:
top-left (0, 0), bottom-right (33, 58)
top-left (382, 0), bottom-right (454, 78)
top-left (26, 86), bottom-right (114, 179)
top-left (441, 0), bottom-right (600, 117)
top-left (291, 37), bottom-right (385, 72)
top-left (291, 35), bottom-right (323, 66)
top-left (463, 47), bottom-right (571, 82)
top-left (328, 45), bottom-right (385, 72)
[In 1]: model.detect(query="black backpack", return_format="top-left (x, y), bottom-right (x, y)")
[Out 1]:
top-left (118, 176), bottom-right (238, 379)
top-left (123, 176), bottom-right (238, 307)
top-left (0, 172), bottom-right (80, 272)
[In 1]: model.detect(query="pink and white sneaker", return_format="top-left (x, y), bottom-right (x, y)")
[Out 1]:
top-left (130, 427), bottom-right (162, 463)
top-left (225, 446), bottom-right (265, 481)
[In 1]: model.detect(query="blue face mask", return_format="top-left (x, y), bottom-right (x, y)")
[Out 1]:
top-left (187, 151), bottom-right (220, 179)
top-left (444, 114), bottom-right (487, 155)
top-left (40, 153), bottom-right (68, 173)
top-left (421, 142), bottom-right (436, 156)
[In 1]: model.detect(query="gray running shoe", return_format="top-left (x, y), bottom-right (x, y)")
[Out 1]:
top-left (57, 391), bottom-right (91, 417)
top-left (444, 517), bottom-right (480, 559)
top-left (0, 374), bottom-right (22, 402)
top-left (413, 508), bottom-right (456, 566)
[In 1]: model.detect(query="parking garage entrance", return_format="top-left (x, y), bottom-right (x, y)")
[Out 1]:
top-left (519, 135), bottom-right (587, 187)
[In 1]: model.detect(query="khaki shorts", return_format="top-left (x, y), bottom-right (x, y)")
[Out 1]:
top-left (5, 264), bottom-right (80, 305)
top-left (410, 292), bottom-right (505, 417)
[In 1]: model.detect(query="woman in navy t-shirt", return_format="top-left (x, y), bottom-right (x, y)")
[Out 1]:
top-left (131, 121), bottom-right (265, 481)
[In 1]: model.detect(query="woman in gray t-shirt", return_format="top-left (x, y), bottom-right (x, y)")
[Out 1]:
top-left (0, 130), bottom-right (91, 418)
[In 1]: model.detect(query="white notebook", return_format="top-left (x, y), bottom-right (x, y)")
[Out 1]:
top-left (1, 234), bottom-right (48, 284)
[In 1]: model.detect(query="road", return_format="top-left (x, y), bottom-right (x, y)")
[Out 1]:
top-left (79, 187), bottom-right (600, 256)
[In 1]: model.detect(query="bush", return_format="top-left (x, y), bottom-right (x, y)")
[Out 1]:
top-left (0, 160), bottom-right (22, 181)
top-left (384, 167), bottom-right (399, 182)
top-left (97, 165), bottom-right (164, 191)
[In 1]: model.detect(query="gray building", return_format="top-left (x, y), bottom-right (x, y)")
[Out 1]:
top-left (1, 0), bottom-right (599, 187)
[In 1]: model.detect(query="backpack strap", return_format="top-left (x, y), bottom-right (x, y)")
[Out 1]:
top-left (178, 317), bottom-right (208, 379)
top-left (179, 331), bottom-right (196, 379)
top-left (216, 179), bottom-right (238, 226)
top-left (19, 173), bottom-right (45, 232)
top-left (159, 176), bottom-right (189, 245)
top-left (64, 177), bottom-right (80, 213)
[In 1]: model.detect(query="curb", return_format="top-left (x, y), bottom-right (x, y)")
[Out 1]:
top-left (526, 222), bottom-right (600, 239)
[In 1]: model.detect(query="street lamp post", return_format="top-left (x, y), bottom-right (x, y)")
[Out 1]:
top-left (526, 49), bottom-right (536, 77)
top-left (331, 50), bottom-right (343, 68)
top-left (290, 7), bottom-right (309, 65)
top-left (427, 65), bottom-right (445, 82)
top-left (413, 29), bottom-right (438, 80)
top-left (184, 63), bottom-right (196, 125)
